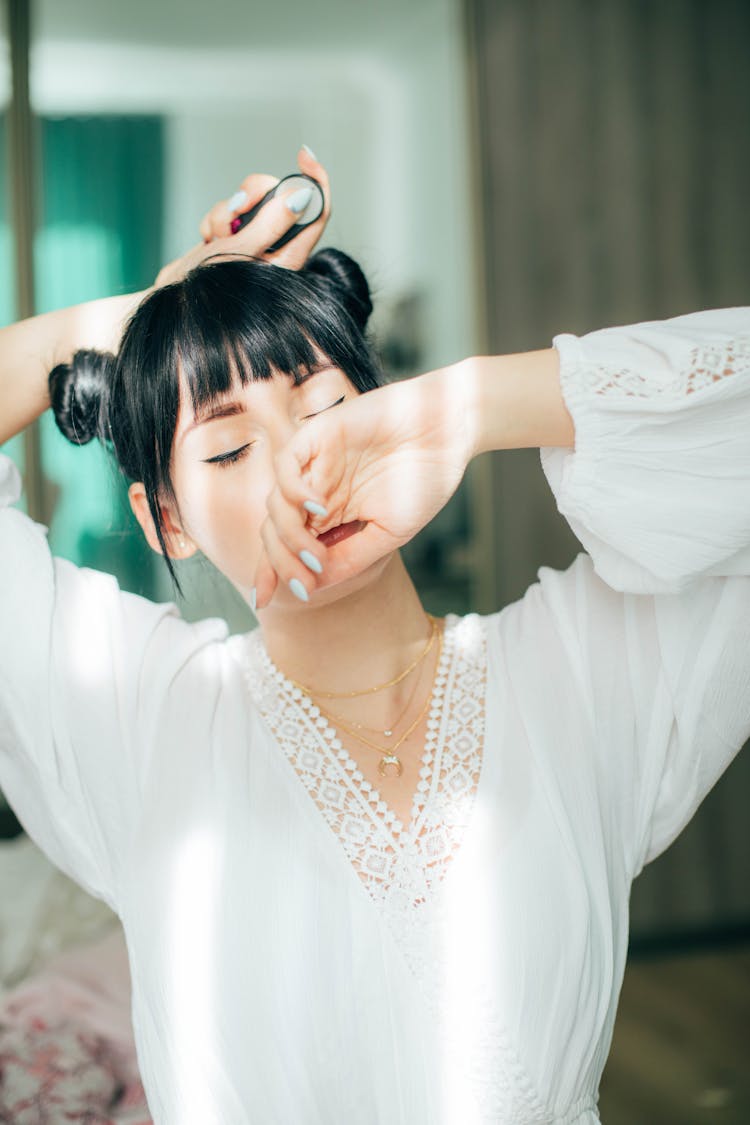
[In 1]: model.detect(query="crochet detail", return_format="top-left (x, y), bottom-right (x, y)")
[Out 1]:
top-left (241, 614), bottom-right (553, 1122)
top-left (576, 335), bottom-right (750, 398)
top-left (242, 614), bottom-right (484, 911)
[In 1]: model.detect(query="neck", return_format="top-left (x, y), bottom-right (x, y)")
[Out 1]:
top-left (257, 553), bottom-right (433, 693)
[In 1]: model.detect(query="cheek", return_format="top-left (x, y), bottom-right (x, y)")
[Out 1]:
top-left (174, 458), bottom-right (272, 572)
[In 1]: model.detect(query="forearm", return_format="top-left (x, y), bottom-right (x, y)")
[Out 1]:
top-left (460, 348), bottom-right (575, 456)
top-left (0, 288), bottom-right (150, 445)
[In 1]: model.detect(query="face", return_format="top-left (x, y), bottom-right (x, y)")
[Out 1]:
top-left (161, 359), bottom-right (384, 613)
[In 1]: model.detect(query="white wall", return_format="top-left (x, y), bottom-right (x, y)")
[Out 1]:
top-left (25, 1), bottom-right (478, 371)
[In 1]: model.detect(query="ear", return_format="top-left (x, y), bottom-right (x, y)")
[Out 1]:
top-left (128, 481), bottom-right (198, 559)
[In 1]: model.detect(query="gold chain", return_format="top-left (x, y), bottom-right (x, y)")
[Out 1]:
top-left (288, 615), bottom-right (437, 699)
top-left (311, 625), bottom-right (444, 760)
top-left (321, 654), bottom-right (425, 737)
top-left (315, 677), bottom-right (433, 757)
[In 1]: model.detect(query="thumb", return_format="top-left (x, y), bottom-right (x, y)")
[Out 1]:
top-left (275, 422), bottom-right (331, 506)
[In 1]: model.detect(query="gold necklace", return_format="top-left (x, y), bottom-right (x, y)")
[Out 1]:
top-left (310, 626), bottom-right (444, 779)
top-left (320, 655), bottom-right (424, 739)
top-left (289, 615), bottom-right (437, 700)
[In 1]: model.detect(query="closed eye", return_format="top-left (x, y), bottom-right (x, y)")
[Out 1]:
top-left (203, 396), bottom-right (346, 467)
top-left (301, 394), bottom-right (346, 421)
top-left (203, 443), bottom-right (252, 467)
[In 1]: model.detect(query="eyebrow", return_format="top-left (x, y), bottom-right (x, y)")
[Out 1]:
top-left (179, 366), bottom-right (333, 444)
top-left (180, 400), bottom-right (247, 442)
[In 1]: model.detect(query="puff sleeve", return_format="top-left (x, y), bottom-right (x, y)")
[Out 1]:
top-left (0, 455), bottom-right (227, 912)
top-left (538, 308), bottom-right (750, 875)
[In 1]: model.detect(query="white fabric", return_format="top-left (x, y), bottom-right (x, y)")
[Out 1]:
top-left (0, 306), bottom-right (749, 1123)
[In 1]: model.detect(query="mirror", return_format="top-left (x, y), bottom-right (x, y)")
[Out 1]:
top-left (2, 0), bottom-right (483, 632)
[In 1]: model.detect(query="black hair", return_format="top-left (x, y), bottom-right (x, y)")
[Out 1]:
top-left (48, 248), bottom-right (383, 591)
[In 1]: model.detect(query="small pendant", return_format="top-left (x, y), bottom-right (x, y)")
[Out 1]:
top-left (383, 729), bottom-right (393, 738)
top-left (379, 753), bottom-right (403, 778)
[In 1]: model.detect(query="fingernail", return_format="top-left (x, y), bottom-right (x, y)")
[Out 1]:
top-left (289, 578), bottom-right (309, 602)
top-left (286, 187), bottom-right (313, 215)
top-left (302, 144), bottom-right (318, 161)
top-left (228, 190), bottom-right (248, 213)
top-left (250, 587), bottom-right (257, 612)
top-left (299, 549), bottom-right (323, 575)
top-left (303, 499), bottom-right (328, 517)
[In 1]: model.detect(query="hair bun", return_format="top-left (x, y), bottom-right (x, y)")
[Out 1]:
top-left (304, 248), bottom-right (373, 332)
top-left (48, 349), bottom-right (114, 446)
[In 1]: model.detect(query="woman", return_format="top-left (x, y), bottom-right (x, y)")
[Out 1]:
top-left (1, 147), bottom-right (748, 1123)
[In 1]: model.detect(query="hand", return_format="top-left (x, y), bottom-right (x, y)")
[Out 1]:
top-left (154, 146), bottom-right (330, 288)
top-left (253, 363), bottom-right (476, 608)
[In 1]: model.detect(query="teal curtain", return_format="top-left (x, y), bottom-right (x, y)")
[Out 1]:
top-left (2, 115), bottom-right (165, 594)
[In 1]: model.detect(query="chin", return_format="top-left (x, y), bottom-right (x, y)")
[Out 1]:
top-left (310, 552), bottom-right (394, 606)
top-left (257, 549), bottom-right (395, 614)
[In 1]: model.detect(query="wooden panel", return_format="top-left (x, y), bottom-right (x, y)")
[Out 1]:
top-left (467, 0), bottom-right (750, 935)
top-left (600, 945), bottom-right (750, 1123)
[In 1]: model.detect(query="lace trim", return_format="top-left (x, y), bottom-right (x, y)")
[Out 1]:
top-left (575, 334), bottom-right (750, 398)
top-left (240, 616), bottom-right (562, 1123)
top-left (241, 614), bottom-right (484, 913)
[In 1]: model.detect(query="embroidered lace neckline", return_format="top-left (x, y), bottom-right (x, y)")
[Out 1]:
top-left (239, 616), bottom-right (564, 1121)
top-left (240, 613), bottom-right (487, 913)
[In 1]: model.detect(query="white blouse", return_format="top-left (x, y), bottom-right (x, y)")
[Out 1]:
top-left (0, 307), bottom-right (749, 1124)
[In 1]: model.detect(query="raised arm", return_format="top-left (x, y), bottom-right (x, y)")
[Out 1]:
top-left (0, 291), bottom-right (147, 445)
top-left (464, 348), bottom-right (575, 454)
top-left (251, 307), bottom-right (749, 607)
top-left (0, 147), bottom-right (331, 447)
top-left (250, 344), bottom-right (577, 607)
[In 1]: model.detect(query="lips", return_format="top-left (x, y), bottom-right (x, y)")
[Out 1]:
top-left (316, 520), bottom-right (367, 547)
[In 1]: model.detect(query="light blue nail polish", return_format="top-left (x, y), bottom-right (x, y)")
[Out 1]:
top-left (228, 189), bottom-right (248, 213)
top-left (299, 549), bottom-right (323, 575)
top-left (286, 187), bottom-right (313, 215)
top-left (302, 144), bottom-right (318, 161)
top-left (250, 587), bottom-right (257, 612)
top-left (303, 499), bottom-right (329, 517)
top-left (289, 578), bottom-right (309, 603)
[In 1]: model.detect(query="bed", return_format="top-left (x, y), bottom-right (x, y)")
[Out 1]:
top-left (0, 833), bottom-right (152, 1123)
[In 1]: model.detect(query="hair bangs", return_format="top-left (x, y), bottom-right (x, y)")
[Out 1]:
top-left (176, 263), bottom-right (332, 420)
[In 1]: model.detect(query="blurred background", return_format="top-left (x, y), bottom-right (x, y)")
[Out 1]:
top-left (0, 0), bottom-right (748, 1120)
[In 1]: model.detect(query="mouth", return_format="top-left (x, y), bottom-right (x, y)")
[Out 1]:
top-left (316, 520), bottom-right (367, 547)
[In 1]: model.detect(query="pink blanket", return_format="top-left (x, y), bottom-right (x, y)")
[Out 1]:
top-left (0, 927), bottom-right (152, 1123)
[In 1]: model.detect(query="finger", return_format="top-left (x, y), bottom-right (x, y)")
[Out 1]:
top-left (252, 540), bottom-right (278, 610)
top-left (256, 515), bottom-right (319, 608)
top-left (274, 417), bottom-right (347, 517)
top-left (265, 484), bottom-right (328, 574)
top-left (268, 149), bottom-right (332, 270)
top-left (198, 174), bottom-right (279, 243)
top-left (235, 172), bottom-right (280, 211)
top-left (246, 186), bottom-right (323, 263)
top-left (296, 146), bottom-right (331, 224)
top-left (201, 200), bottom-right (234, 242)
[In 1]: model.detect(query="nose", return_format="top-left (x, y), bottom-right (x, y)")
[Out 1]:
top-left (269, 414), bottom-right (298, 453)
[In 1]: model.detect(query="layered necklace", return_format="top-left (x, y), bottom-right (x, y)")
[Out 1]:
top-left (287, 615), bottom-right (442, 778)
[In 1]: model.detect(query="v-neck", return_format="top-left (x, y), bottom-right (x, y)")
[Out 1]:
top-left (239, 613), bottom-right (487, 919)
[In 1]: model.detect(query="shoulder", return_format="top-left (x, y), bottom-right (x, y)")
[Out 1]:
top-left (478, 552), bottom-right (632, 695)
top-left (479, 552), bottom-right (613, 639)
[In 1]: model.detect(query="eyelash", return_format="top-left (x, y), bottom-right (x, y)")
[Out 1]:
top-left (207, 444), bottom-right (252, 468)
top-left (205, 395), bottom-right (346, 469)
top-left (301, 394), bottom-right (345, 421)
